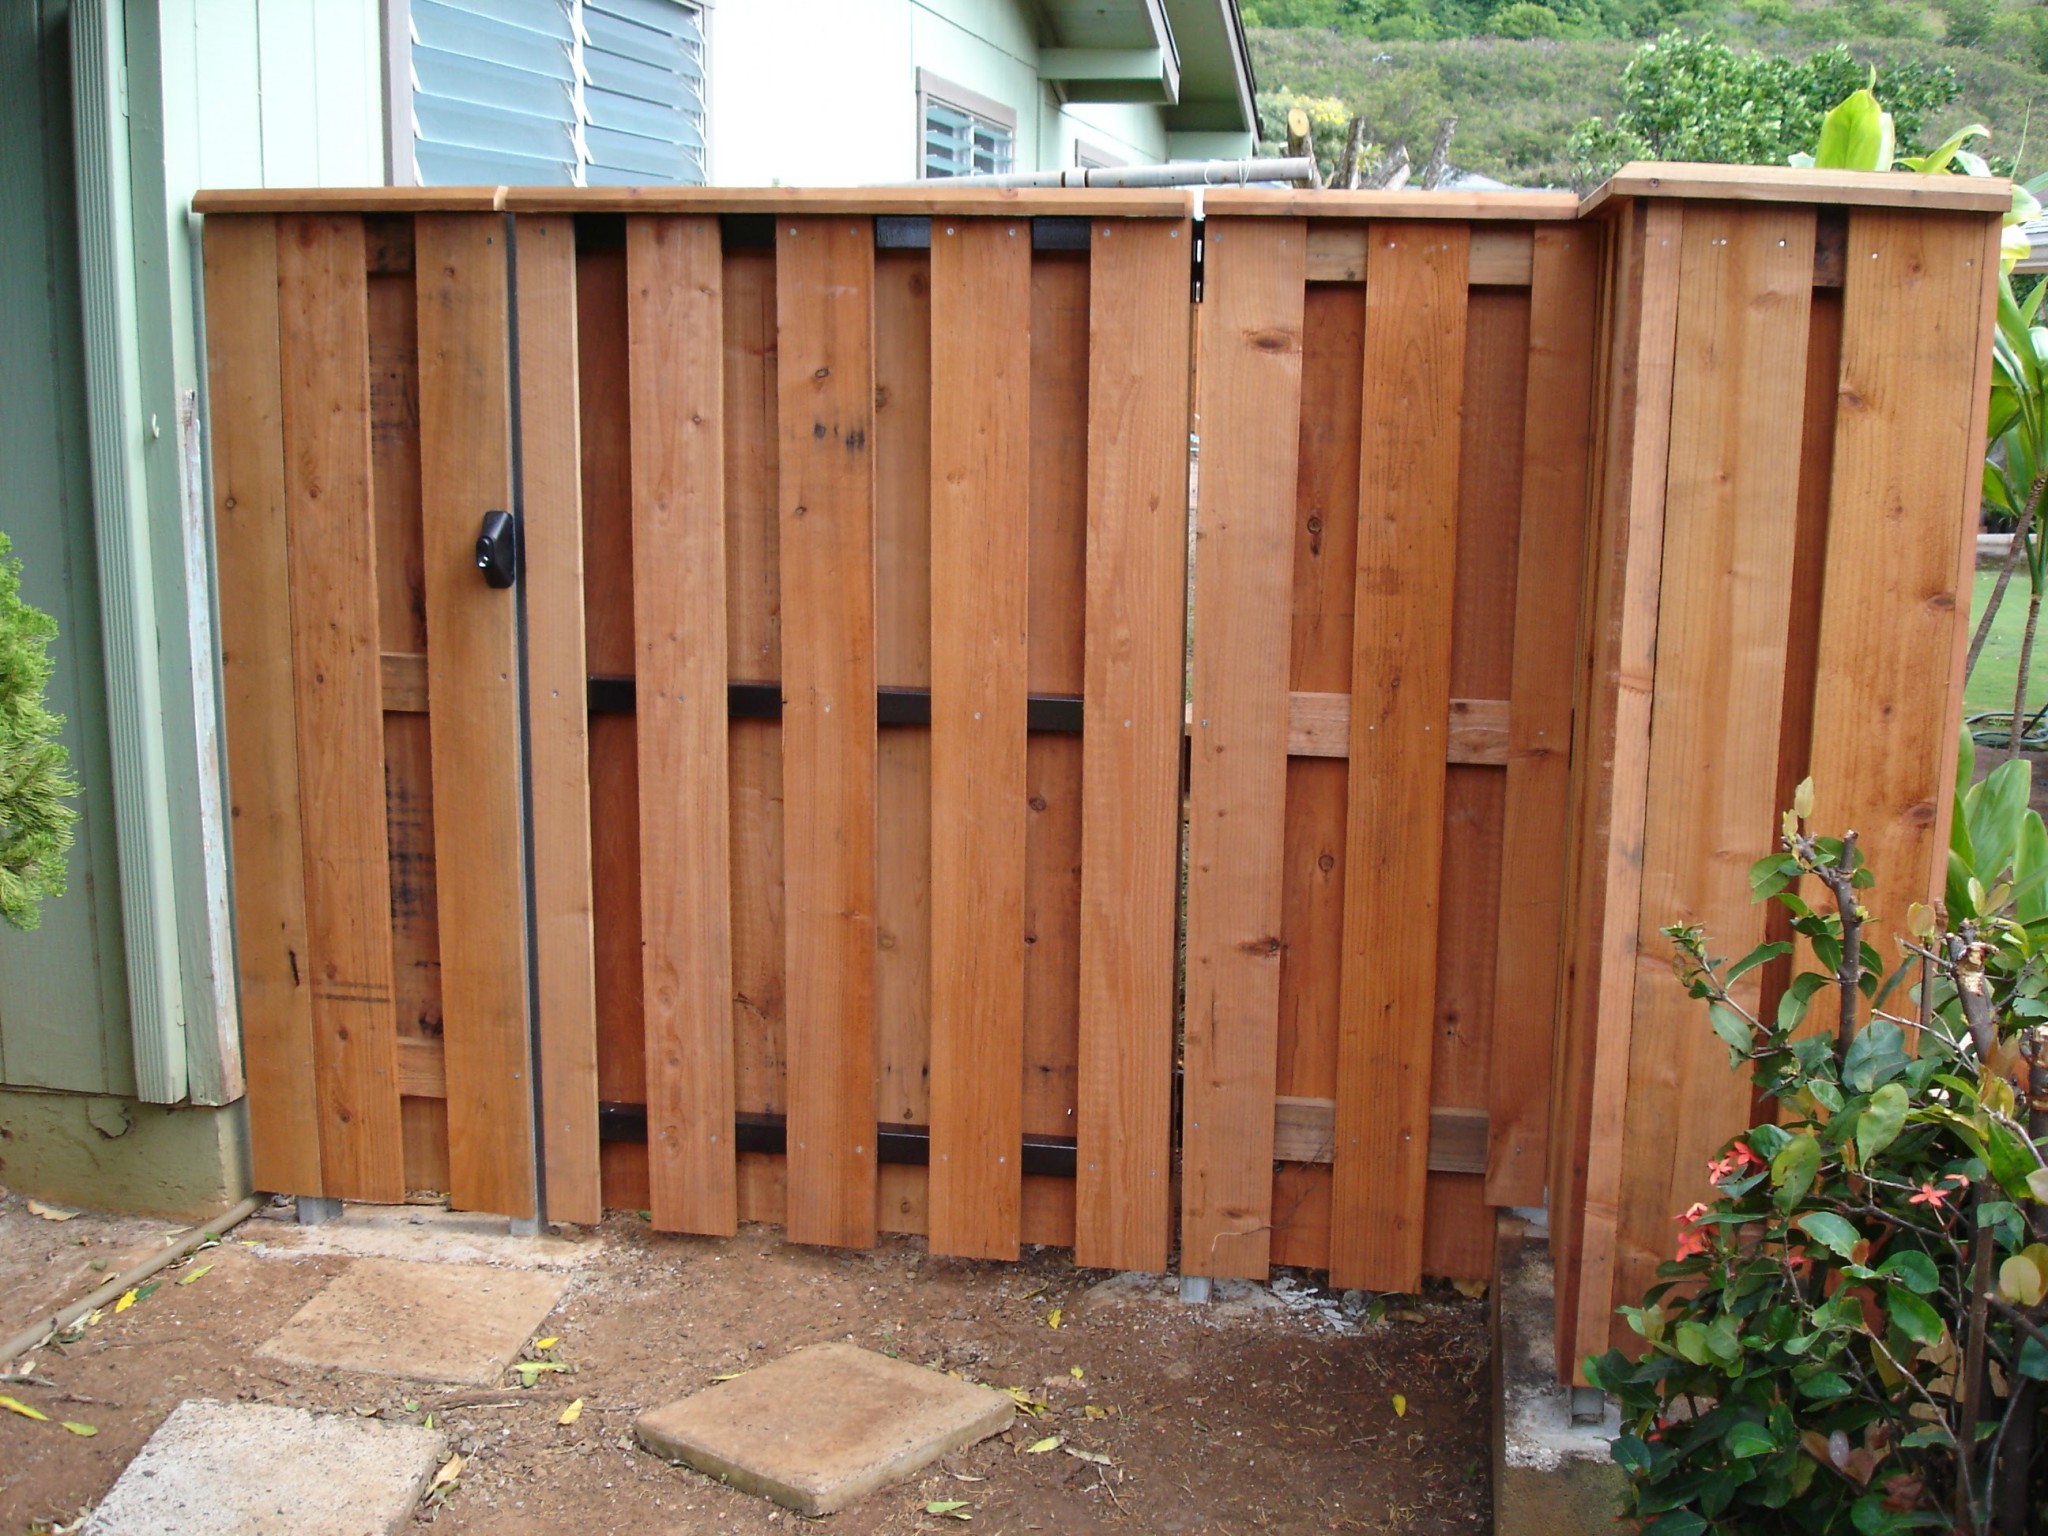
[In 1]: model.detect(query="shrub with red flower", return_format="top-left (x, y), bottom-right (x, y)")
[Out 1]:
top-left (1586, 766), bottom-right (2048, 1536)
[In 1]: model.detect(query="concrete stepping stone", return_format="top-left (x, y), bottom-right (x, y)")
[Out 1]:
top-left (83, 1399), bottom-right (446, 1535)
top-left (636, 1341), bottom-right (1015, 1516)
top-left (259, 1256), bottom-right (566, 1386)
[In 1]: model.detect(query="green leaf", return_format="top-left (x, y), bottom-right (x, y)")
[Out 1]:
top-left (1843, 1019), bottom-right (1908, 1093)
top-left (1796, 1211), bottom-right (1862, 1258)
top-left (1887, 1288), bottom-right (1944, 1346)
top-left (1857, 1083), bottom-right (1908, 1163)
top-left (1812, 87), bottom-right (1890, 171)
top-left (1796, 1371), bottom-right (1853, 1401)
top-left (1709, 1002), bottom-right (1754, 1054)
top-left (1644, 1512), bottom-right (1708, 1536)
top-left (1771, 1133), bottom-right (1822, 1211)
top-left (1726, 941), bottom-right (1792, 983)
top-left (1877, 1250), bottom-right (1939, 1295)
top-left (1725, 1421), bottom-right (1776, 1458)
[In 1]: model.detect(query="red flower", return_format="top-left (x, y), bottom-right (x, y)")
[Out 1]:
top-left (1675, 1201), bottom-right (1714, 1260)
top-left (1708, 1141), bottom-right (1764, 1184)
top-left (1907, 1175), bottom-right (1968, 1211)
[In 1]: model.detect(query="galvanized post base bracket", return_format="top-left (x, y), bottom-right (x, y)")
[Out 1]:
top-left (1178, 1274), bottom-right (1213, 1304)
top-left (508, 1215), bottom-right (542, 1239)
top-left (295, 1196), bottom-right (343, 1226)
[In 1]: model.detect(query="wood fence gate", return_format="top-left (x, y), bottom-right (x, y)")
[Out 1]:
top-left (196, 175), bottom-right (2000, 1317)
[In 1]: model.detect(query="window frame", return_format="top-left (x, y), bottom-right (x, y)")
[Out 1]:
top-left (383, 0), bottom-right (711, 188)
top-left (915, 68), bottom-right (1017, 181)
top-left (1074, 138), bottom-right (1124, 172)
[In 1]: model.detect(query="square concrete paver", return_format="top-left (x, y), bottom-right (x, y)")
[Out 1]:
top-left (259, 1257), bottom-right (567, 1386)
top-left (637, 1342), bottom-right (1015, 1516)
top-left (83, 1399), bottom-right (447, 1536)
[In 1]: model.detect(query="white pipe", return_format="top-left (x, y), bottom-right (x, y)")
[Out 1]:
top-left (0, 1194), bottom-right (264, 1369)
top-left (897, 157), bottom-right (1316, 190)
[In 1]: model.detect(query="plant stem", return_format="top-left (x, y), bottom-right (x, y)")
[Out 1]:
top-left (1812, 832), bottom-right (1864, 1060)
top-left (2010, 577), bottom-right (2045, 762)
top-left (1961, 1191), bottom-right (1994, 1532)
top-left (1970, 486), bottom-right (2040, 682)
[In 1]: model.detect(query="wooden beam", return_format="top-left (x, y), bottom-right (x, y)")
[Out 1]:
top-left (206, 214), bottom-right (325, 1198)
top-left (1181, 216), bottom-right (1306, 1281)
top-left (1307, 224), bottom-right (1533, 285)
top-left (630, 214), bottom-right (737, 1237)
top-left (776, 216), bottom-right (881, 1250)
top-left (1275, 1098), bottom-right (1487, 1174)
top-left (415, 212), bottom-right (535, 1220)
top-left (1329, 221), bottom-right (1469, 1293)
top-left (1075, 217), bottom-right (1193, 1274)
top-left (277, 213), bottom-right (405, 1204)
top-left (928, 218), bottom-right (1032, 1261)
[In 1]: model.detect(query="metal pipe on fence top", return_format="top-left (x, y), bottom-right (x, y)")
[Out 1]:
top-left (893, 156), bottom-right (1317, 190)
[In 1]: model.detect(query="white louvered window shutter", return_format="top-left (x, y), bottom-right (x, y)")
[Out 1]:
top-left (410, 0), bottom-right (707, 187)
top-left (923, 98), bottom-right (1013, 179)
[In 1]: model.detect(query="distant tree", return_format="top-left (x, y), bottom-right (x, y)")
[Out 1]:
top-left (1567, 32), bottom-right (1960, 186)
top-left (0, 532), bottom-right (77, 931)
top-left (1939, 0), bottom-right (1997, 49)
top-left (1491, 3), bottom-right (1564, 38)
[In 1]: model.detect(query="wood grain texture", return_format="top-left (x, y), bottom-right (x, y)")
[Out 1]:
top-left (1611, 203), bottom-right (1815, 1334)
top-left (1806, 212), bottom-right (1999, 969)
top-left (414, 213), bottom-right (534, 1219)
top-left (576, 244), bottom-right (646, 1207)
top-left (1274, 1099), bottom-right (1487, 1173)
top-left (1580, 162), bottom-right (2011, 217)
top-left (1487, 223), bottom-right (1601, 1206)
top-left (872, 250), bottom-right (933, 1134)
top-left (276, 213), bottom-right (404, 1202)
top-left (1306, 223), bottom-right (1532, 285)
top-left (205, 215), bottom-right (324, 1197)
top-left (1554, 203), bottom-right (1676, 1380)
top-left (1023, 252), bottom-right (1089, 1143)
top-left (1181, 217), bottom-right (1306, 1280)
top-left (928, 219), bottom-right (1032, 1260)
top-left (629, 215), bottom-right (736, 1236)
top-left (776, 217), bottom-right (880, 1249)
top-left (723, 249), bottom-right (788, 1124)
top-left (1328, 222), bottom-right (1469, 1292)
top-left (1075, 218), bottom-right (1193, 1272)
top-left (514, 215), bottom-right (601, 1225)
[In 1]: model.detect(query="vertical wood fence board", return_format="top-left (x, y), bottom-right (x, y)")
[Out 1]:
top-left (205, 215), bottom-right (325, 1197)
top-left (1431, 287), bottom-right (1527, 1160)
top-left (1278, 281), bottom-right (1366, 1106)
top-left (1931, 221), bottom-right (2011, 875)
top-left (1564, 201), bottom-right (1682, 1378)
top-left (777, 216), bottom-right (880, 1249)
top-left (1487, 223), bottom-right (1601, 1206)
top-left (576, 243), bottom-right (647, 1183)
top-left (1023, 250), bottom-right (1089, 1143)
top-left (368, 249), bottom-right (447, 1194)
top-left (1328, 221), bottom-right (1469, 1292)
top-left (629, 215), bottom-right (737, 1236)
top-left (873, 249), bottom-right (934, 1132)
top-left (723, 248), bottom-right (788, 1119)
top-left (1612, 204), bottom-right (1815, 1331)
top-left (1181, 216), bottom-right (1306, 1280)
top-left (515, 216), bottom-right (602, 1225)
top-left (415, 213), bottom-right (535, 1219)
top-left (1807, 211), bottom-right (2000, 954)
top-left (275, 212), bottom-right (405, 1202)
top-left (1760, 289), bottom-right (1843, 1046)
top-left (928, 218), bottom-right (1033, 1260)
top-left (1075, 217), bottom-right (1193, 1273)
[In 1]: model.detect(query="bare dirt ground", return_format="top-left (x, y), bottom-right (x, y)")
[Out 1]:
top-left (0, 1190), bottom-right (1490, 1535)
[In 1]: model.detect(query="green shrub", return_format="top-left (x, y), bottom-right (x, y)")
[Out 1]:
top-left (1493, 2), bottom-right (1565, 38)
top-left (0, 532), bottom-right (76, 931)
top-left (1591, 759), bottom-right (2048, 1532)
top-left (1940, 0), bottom-right (1998, 51)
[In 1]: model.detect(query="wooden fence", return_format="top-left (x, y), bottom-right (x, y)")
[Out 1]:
top-left (196, 171), bottom-right (2005, 1370)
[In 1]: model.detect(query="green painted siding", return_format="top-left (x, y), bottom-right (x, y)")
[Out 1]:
top-left (0, 0), bottom-right (136, 1096)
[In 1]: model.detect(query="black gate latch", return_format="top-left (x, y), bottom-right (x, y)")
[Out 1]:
top-left (476, 509), bottom-right (518, 589)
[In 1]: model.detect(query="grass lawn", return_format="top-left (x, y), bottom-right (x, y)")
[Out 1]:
top-left (1967, 567), bottom-right (2048, 726)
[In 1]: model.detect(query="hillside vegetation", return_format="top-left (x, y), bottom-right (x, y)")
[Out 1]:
top-left (1247, 1), bottom-right (2048, 188)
